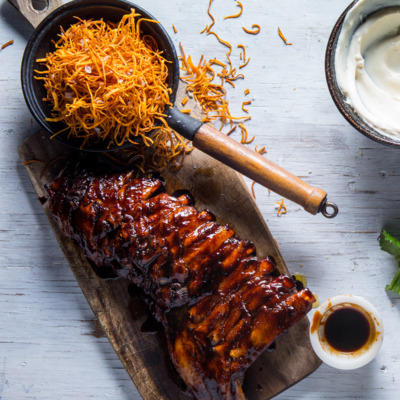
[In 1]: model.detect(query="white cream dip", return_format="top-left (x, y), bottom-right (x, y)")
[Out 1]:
top-left (335, 0), bottom-right (400, 139)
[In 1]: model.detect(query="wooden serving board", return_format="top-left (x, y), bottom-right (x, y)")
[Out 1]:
top-left (18, 80), bottom-right (321, 398)
top-left (18, 129), bottom-right (321, 399)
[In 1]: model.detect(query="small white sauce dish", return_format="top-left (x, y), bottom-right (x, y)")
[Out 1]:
top-left (309, 295), bottom-right (384, 370)
top-left (326, 0), bottom-right (400, 147)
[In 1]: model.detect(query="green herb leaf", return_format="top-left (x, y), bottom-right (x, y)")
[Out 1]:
top-left (385, 265), bottom-right (400, 295)
top-left (379, 229), bottom-right (400, 261)
top-left (380, 229), bottom-right (400, 294)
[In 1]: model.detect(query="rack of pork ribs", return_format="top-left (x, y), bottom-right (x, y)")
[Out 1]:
top-left (47, 158), bottom-right (315, 400)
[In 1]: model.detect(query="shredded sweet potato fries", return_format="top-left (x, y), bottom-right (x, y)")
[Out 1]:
top-left (275, 198), bottom-right (288, 216)
top-left (238, 123), bottom-right (254, 144)
top-left (242, 100), bottom-right (251, 113)
top-left (187, 0), bottom-right (259, 133)
top-left (242, 24), bottom-right (261, 35)
top-left (224, 1), bottom-right (243, 19)
top-left (35, 10), bottom-right (188, 169)
top-left (251, 180), bottom-right (256, 198)
top-left (255, 145), bottom-right (267, 156)
top-left (1, 39), bottom-right (14, 50)
top-left (179, 0), bottom-right (256, 131)
top-left (201, 0), bottom-right (216, 34)
top-left (278, 27), bottom-right (292, 45)
top-left (179, 43), bottom-right (249, 129)
top-left (238, 44), bottom-right (250, 69)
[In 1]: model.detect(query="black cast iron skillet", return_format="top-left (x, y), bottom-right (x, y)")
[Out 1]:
top-left (13, 0), bottom-right (338, 217)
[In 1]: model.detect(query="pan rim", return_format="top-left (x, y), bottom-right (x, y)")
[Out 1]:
top-left (21, 0), bottom-right (180, 152)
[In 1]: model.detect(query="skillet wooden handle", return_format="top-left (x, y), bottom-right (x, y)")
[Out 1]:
top-left (8, 0), bottom-right (63, 28)
top-left (193, 123), bottom-right (328, 215)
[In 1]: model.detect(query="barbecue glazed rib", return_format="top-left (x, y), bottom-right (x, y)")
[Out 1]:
top-left (47, 159), bottom-right (315, 400)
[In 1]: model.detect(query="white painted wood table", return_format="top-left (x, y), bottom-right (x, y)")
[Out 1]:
top-left (1, 0), bottom-right (399, 398)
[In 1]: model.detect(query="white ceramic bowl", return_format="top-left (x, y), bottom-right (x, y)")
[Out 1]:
top-left (309, 295), bottom-right (384, 370)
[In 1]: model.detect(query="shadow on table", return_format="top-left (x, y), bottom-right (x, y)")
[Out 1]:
top-left (282, 358), bottom-right (381, 399)
top-left (1, 0), bottom-right (34, 41)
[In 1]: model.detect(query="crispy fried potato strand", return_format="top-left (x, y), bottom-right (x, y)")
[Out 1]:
top-left (35, 10), bottom-right (191, 171)
top-left (224, 1), bottom-right (243, 19)
top-left (179, 44), bottom-right (249, 129)
top-left (243, 24), bottom-right (261, 34)
top-left (278, 26), bottom-right (292, 45)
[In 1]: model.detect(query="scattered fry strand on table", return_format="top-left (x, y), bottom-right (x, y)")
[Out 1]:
top-left (206, 30), bottom-right (233, 73)
top-left (210, 58), bottom-right (227, 68)
top-left (238, 44), bottom-right (251, 69)
top-left (255, 145), bottom-right (267, 156)
top-left (200, 0), bottom-right (215, 34)
top-left (242, 24), bottom-right (261, 34)
top-left (226, 125), bottom-right (237, 136)
top-left (206, 30), bottom-right (247, 92)
top-left (238, 44), bottom-right (246, 61)
top-left (278, 26), bottom-right (293, 45)
top-left (224, 1), bottom-right (243, 19)
top-left (1, 39), bottom-right (14, 50)
top-left (251, 180), bottom-right (256, 198)
top-left (239, 58), bottom-right (250, 69)
top-left (242, 100), bottom-right (251, 113)
top-left (275, 198), bottom-right (288, 215)
top-left (238, 123), bottom-right (254, 144)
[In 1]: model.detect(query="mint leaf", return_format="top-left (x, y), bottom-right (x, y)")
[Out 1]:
top-left (385, 266), bottom-right (400, 294)
top-left (380, 229), bottom-right (400, 294)
top-left (379, 229), bottom-right (400, 261)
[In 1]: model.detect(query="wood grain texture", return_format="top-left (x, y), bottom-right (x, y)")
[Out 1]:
top-left (2, 0), bottom-right (400, 399)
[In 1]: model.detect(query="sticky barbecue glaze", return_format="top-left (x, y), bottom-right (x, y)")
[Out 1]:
top-left (47, 158), bottom-right (315, 400)
top-left (324, 307), bottom-right (370, 353)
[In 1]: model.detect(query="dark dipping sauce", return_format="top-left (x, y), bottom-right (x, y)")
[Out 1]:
top-left (324, 307), bottom-right (370, 352)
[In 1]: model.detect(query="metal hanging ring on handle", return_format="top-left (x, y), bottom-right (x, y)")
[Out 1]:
top-left (320, 200), bottom-right (339, 219)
